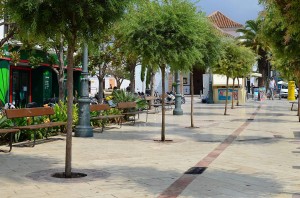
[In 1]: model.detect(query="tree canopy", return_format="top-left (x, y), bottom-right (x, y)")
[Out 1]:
top-left (213, 38), bottom-right (255, 115)
top-left (117, 0), bottom-right (220, 140)
top-left (237, 19), bottom-right (269, 87)
top-left (5, 0), bottom-right (134, 177)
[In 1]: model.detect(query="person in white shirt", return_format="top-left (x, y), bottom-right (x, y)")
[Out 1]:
top-left (269, 77), bottom-right (276, 100)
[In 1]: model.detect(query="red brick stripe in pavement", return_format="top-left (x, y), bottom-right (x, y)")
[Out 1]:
top-left (158, 105), bottom-right (262, 198)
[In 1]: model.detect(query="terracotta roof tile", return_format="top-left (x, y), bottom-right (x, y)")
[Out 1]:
top-left (208, 11), bottom-right (243, 29)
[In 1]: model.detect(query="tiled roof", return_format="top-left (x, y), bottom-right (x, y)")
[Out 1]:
top-left (208, 11), bottom-right (243, 29)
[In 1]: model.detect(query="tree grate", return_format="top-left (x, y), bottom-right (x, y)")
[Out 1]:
top-left (184, 167), bottom-right (207, 175)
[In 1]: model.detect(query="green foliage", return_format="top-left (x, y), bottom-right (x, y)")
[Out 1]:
top-left (237, 19), bottom-right (269, 86)
top-left (260, 0), bottom-right (300, 41)
top-left (52, 101), bottom-right (79, 125)
top-left (0, 116), bottom-right (13, 128)
top-left (260, 1), bottom-right (300, 82)
top-left (10, 51), bottom-right (20, 66)
top-left (213, 38), bottom-right (255, 78)
top-left (28, 56), bottom-right (43, 68)
top-left (112, 89), bottom-right (147, 110)
top-left (118, 0), bottom-right (217, 71)
top-left (112, 89), bottom-right (137, 103)
top-left (90, 108), bottom-right (122, 128)
top-left (136, 98), bottom-right (148, 110)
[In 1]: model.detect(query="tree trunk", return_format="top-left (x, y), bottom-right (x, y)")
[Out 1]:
top-left (98, 77), bottom-right (104, 103)
top-left (65, 36), bottom-right (76, 178)
top-left (231, 78), bottom-right (235, 109)
top-left (258, 49), bottom-right (268, 87)
top-left (58, 37), bottom-right (65, 102)
top-left (237, 78), bottom-right (240, 106)
top-left (129, 63), bottom-right (136, 93)
top-left (150, 72), bottom-right (155, 109)
top-left (191, 72), bottom-right (194, 127)
top-left (224, 76), bottom-right (229, 115)
top-left (161, 65), bottom-right (166, 141)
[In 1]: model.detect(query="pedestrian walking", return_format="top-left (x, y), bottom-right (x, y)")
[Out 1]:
top-left (269, 77), bottom-right (276, 100)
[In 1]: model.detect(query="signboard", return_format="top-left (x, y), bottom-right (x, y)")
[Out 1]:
top-left (259, 87), bottom-right (266, 101)
top-left (218, 88), bottom-right (238, 101)
top-left (253, 87), bottom-right (259, 101)
top-left (43, 70), bottom-right (52, 102)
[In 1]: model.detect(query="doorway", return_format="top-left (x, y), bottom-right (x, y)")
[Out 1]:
top-left (10, 67), bottom-right (31, 107)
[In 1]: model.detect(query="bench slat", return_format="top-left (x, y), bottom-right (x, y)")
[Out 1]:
top-left (5, 107), bottom-right (54, 119)
top-left (13, 122), bottom-right (66, 130)
top-left (117, 102), bottom-right (136, 109)
top-left (90, 115), bottom-right (124, 120)
top-left (0, 129), bottom-right (19, 134)
top-left (90, 104), bottom-right (110, 112)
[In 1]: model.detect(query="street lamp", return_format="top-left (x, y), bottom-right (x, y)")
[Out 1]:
top-left (207, 71), bottom-right (214, 104)
top-left (75, 43), bottom-right (93, 137)
top-left (173, 71), bottom-right (183, 115)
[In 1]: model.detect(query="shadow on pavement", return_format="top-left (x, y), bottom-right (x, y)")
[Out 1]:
top-left (98, 165), bottom-right (283, 197)
top-left (0, 154), bottom-right (61, 183)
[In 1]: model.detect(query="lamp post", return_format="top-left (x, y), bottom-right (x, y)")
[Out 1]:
top-left (207, 68), bottom-right (214, 104)
top-left (75, 43), bottom-right (93, 137)
top-left (173, 71), bottom-right (183, 115)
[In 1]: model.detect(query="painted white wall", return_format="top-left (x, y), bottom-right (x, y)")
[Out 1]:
top-left (0, 20), bottom-right (4, 40)
top-left (88, 75), bottom-right (130, 97)
top-left (213, 74), bottom-right (244, 86)
top-left (203, 74), bottom-right (210, 98)
top-left (134, 65), bottom-right (168, 95)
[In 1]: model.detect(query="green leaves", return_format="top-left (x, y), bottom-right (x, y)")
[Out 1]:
top-left (213, 38), bottom-right (255, 79)
top-left (118, 0), bottom-right (218, 71)
top-left (260, 0), bottom-right (300, 81)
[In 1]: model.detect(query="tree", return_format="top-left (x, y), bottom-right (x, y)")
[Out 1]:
top-left (88, 35), bottom-right (115, 103)
top-left (237, 19), bottom-right (269, 87)
top-left (260, 1), bottom-right (300, 121)
top-left (190, 28), bottom-right (222, 127)
top-left (213, 39), bottom-right (255, 115)
top-left (118, 0), bottom-right (215, 141)
top-left (6, 0), bottom-right (132, 177)
top-left (0, 1), bottom-right (18, 47)
top-left (260, 0), bottom-right (300, 39)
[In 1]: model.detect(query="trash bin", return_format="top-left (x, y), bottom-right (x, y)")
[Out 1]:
top-left (288, 81), bottom-right (296, 101)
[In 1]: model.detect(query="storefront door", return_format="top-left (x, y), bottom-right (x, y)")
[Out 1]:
top-left (10, 68), bottom-right (31, 107)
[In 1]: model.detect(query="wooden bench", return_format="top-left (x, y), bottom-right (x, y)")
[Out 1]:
top-left (0, 129), bottom-right (20, 152)
top-left (90, 104), bottom-right (124, 132)
top-left (290, 101), bottom-right (298, 111)
top-left (117, 102), bottom-right (146, 125)
top-left (5, 107), bottom-right (67, 147)
top-left (146, 95), bottom-right (163, 113)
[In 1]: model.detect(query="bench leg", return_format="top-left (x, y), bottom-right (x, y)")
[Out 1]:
top-left (101, 121), bottom-right (105, 133)
top-left (9, 132), bottom-right (13, 152)
top-left (118, 117), bottom-right (123, 129)
top-left (146, 112), bottom-right (148, 122)
top-left (33, 130), bottom-right (36, 147)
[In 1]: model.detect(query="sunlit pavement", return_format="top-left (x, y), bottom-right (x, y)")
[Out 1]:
top-left (0, 97), bottom-right (299, 198)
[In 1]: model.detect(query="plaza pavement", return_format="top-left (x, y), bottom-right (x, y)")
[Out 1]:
top-left (0, 97), bottom-right (299, 198)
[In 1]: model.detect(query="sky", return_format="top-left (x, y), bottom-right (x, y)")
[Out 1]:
top-left (196, 0), bottom-right (263, 25)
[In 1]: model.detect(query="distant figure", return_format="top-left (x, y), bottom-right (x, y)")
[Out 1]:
top-left (4, 103), bottom-right (15, 109)
top-left (269, 77), bottom-right (276, 100)
top-left (126, 84), bottom-right (131, 92)
top-left (109, 84), bottom-right (112, 89)
top-left (251, 83), bottom-right (254, 99)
